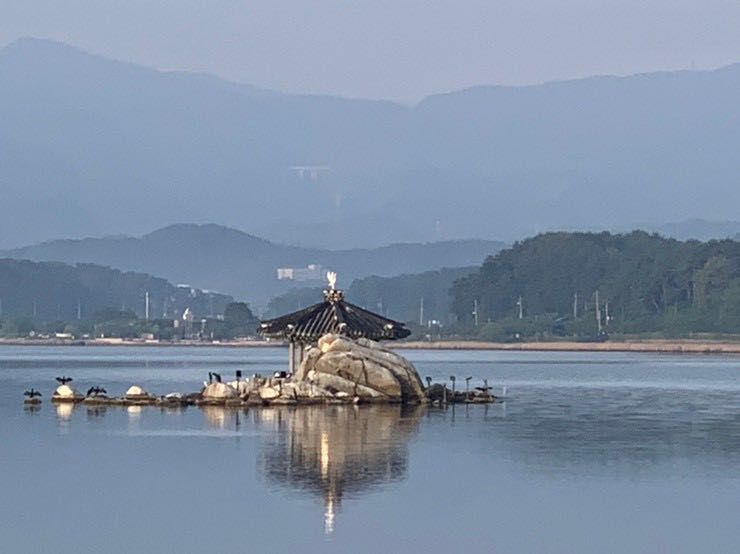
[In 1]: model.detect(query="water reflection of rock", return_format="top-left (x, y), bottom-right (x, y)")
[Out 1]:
top-left (258, 404), bottom-right (424, 534)
top-left (200, 405), bottom-right (245, 429)
top-left (55, 402), bottom-right (74, 420)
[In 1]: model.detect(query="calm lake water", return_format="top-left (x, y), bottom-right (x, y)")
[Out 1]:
top-left (1, 345), bottom-right (738, 553)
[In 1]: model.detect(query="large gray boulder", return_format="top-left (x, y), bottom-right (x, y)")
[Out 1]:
top-left (202, 382), bottom-right (238, 400)
top-left (296, 334), bottom-right (426, 403)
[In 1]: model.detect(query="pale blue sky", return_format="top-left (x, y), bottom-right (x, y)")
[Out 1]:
top-left (2, 0), bottom-right (740, 101)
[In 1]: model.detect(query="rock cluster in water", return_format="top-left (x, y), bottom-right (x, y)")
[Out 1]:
top-left (295, 334), bottom-right (427, 403)
top-left (26, 335), bottom-right (494, 408)
top-left (197, 334), bottom-right (428, 406)
top-left (52, 384), bottom-right (84, 403)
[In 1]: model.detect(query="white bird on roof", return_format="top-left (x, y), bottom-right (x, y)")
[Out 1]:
top-left (326, 271), bottom-right (337, 290)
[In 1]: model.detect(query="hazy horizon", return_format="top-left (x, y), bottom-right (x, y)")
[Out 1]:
top-left (2, 4), bottom-right (740, 251)
top-left (2, 34), bottom-right (740, 249)
top-left (3, 1), bottom-right (740, 102)
top-left (6, 35), bottom-right (739, 107)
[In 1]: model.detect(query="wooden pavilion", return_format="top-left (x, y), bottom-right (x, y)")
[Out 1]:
top-left (258, 273), bottom-right (410, 372)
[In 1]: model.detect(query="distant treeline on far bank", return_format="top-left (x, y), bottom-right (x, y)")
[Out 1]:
top-left (453, 231), bottom-right (740, 340)
top-left (272, 231), bottom-right (740, 341)
top-left (0, 259), bottom-right (257, 340)
top-left (5, 231), bottom-right (740, 342)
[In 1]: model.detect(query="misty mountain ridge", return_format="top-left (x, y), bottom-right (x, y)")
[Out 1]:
top-left (1, 223), bottom-right (504, 309)
top-left (2, 37), bottom-right (740, 249)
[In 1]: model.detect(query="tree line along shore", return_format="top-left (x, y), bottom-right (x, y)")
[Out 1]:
top-left (5, 231), bottom-right (740, 345)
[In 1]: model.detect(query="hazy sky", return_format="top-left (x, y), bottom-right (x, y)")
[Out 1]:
top-left (2, 0), bottom-right (740, 102)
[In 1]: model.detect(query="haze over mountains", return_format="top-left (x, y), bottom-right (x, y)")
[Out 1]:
top-left (2, 38), bottom-right (740, 250)
top-left (1, 224), bottom-right (503, 309)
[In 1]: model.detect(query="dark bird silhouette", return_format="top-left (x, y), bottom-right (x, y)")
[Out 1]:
top-left (24, 388), bottom-right (42, 398)
top-left (475, 379), bottom-right (493, 394)
top-left (56, 376), bottom-right (73, 384)
top-left (86, 386), bottom-right (107, 397)
top-left (212, 372), bottom-right (222, 383)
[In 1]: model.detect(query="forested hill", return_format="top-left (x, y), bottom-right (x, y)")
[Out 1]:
top-left (451, 232), bottom-right (740, 338)
top-left (0, 258), bottom-right (232, 322)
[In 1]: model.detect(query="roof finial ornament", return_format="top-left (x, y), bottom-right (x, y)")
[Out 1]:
top-left (327, 271), bottom-right (337, 291)
top-left (324, 271), bottom-right (343, 303)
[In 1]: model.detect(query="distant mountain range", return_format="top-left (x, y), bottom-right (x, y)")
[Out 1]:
top-left (2, 38), bottom-right (740, 249)
top-left (1, 224), bottom-right (503, 309)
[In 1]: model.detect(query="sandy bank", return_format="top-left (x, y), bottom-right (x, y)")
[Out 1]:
top-left (396, 340), bottom-right (740, 354)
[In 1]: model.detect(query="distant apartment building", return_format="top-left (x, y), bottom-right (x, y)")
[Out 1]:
top-left (276, 264), bottom-right (324, 282)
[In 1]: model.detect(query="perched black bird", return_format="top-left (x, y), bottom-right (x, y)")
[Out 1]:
top-left (475, 379), bottom-right (493, 393)
top-left (55, 376), bottom-right (73, 384)
top-left (87, 386), bottom-right (95, 397)
top-left (212, 372), bottom-right (222, 383)
top-left (24, 389), bottom-right (42, 398)
top-left (86, 386), bottom-right (107, 397)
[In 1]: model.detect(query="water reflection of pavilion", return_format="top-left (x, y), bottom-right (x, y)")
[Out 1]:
top-left (257, 405), bottom-right (424, 534)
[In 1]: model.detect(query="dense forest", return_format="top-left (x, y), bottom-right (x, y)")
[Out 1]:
top-left (0, 259), bottom-right (258, 339)
top-left (451, 232), bottom-right (740, 340)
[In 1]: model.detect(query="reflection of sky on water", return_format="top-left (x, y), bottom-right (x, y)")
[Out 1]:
top-left (1, 346), bottom-right (739, 553)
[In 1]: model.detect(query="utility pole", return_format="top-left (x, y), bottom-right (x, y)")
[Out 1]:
top-left (573, 292), bottom-right (578, 319)
top-left (145, 291), bottom-right (150, 321)
top-left (77, 298), bottom-right (82, 320)
top-left (605, 301), bottom-right (610, 326)
top-left (594, 290), bottom-right (602, 333)
top-left (473, 299), bottom-right (479, 327)
top-left (517, 296), bottom-right (523, 319)
top-left (419, 296), bottom-right (424, 326)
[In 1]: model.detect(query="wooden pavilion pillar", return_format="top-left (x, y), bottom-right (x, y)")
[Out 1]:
top-left (288, 341), bottom-right (305, 374)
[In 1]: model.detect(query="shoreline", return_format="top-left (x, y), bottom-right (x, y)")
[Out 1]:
top-left (3, 337), bottom-right (740, 354)
top-left (396, 339), bottom-right (740, 354)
